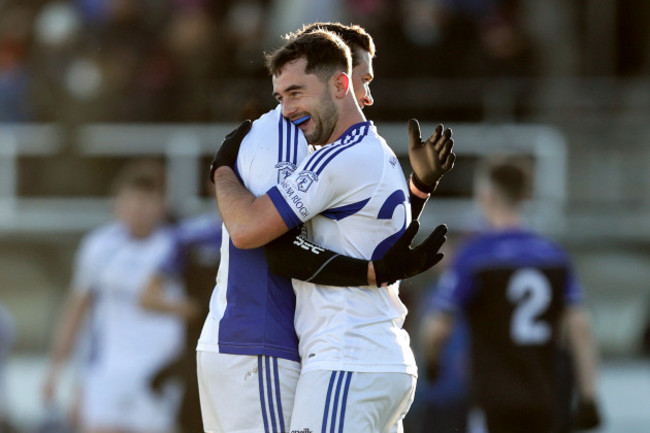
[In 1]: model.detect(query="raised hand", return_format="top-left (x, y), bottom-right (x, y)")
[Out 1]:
top-left (408, 118), bottom-right (456, 193)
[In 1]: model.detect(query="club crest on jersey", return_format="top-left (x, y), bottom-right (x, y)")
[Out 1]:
top-left (296, 170), bottom-right (318, 192)
top-left (275, 161), bottom-right (297, 182)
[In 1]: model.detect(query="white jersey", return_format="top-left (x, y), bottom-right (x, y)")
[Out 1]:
top-left (73, 222), bottom-right (185, 379)
top-left (267, 121), bottom-right (418, 375)
top-left (197, 105), bottom-right (309, 361)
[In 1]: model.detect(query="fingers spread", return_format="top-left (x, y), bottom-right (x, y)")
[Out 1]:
top-left (401, 220), bottom-right (420, 246)
top-left (408, 119), bottom-right (422, 149)
top-left (439, 138), bottom-right (454, 161)
top-left (427, 252), bottom-right (444, 268)
top-left (426, 124), bottom-right (443, 147)
top-left (420, 224), bottom-right (448, 252)
top-left (444, 153), bottom-right (457, 171)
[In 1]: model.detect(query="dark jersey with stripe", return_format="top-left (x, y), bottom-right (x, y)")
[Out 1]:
top-left (433, 229), bottom-right (583, 417)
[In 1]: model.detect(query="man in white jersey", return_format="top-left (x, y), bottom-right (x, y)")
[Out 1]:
top-left (198, 23), bottom-right (453, 433)
top-left (43, 160), bottom-right (185, 433)
top-left (211, 30), bottom-right (424, 433)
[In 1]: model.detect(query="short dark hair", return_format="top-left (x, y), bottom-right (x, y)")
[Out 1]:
top-left (111, 159), bottom-right (165, 195)
top-left (265, 30), bottom-right (352, 81)
top-left (479, 159), bottom-right (529, 205)
top-left (295, 22), bottom-right (375, 67)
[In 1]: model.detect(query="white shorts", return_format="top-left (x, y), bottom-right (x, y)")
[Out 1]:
top-left (81, 369), bottom-right (182, 433)
top-left (197, 351), bottom-right (300, 433)
top-left (290, 370), bottom-right (416, 433)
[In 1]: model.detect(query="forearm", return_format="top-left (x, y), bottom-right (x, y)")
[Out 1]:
top-left (566, 307), bottom-right (599, 399)
top-left (265, 230), bottom-right (372, 286)
top-left (48, 293), bottom-right (89, 370)
top-left (409, 182), bottom-right (430, 221)
top-left (420, 312), bottom-right (454, 361)
top-left (140, 274), bottom-right (200, 321)
top-left (213, 166), bottom-right (288, 248)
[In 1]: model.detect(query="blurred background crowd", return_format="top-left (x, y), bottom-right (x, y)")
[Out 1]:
top-left (1, 0), bottom-right (650, 432)
top-left (0, 0), bottom-right (647, 124)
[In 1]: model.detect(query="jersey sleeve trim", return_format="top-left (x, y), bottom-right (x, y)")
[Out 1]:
top-left (267, 186), bottom-right (302, 230)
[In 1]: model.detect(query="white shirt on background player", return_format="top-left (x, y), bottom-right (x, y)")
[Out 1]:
top-left (73, 222), bottom-right (185, 378)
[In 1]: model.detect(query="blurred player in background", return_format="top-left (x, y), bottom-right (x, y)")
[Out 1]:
top-left (408, 289), bottom-right (471, 433)
top-left (140, 202), bottom-right (222, 433)
top-left (421, 158), bottom-right (601, 433)
top-left (42, 159), bottom-right (187, 433)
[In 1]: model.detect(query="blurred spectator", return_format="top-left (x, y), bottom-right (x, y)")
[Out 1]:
top-left (2, 0), bottom-right (545, 123)
top-left (42, 159), bottom-right (186, 433)
top-left (164, 5), bottom-right (218, 121)
top-left (0, 5), bottom-right (33, 121)
top-left (421, 158), bottom-right (602, 433)
top-left (398, 0), bottom-right (537, 78)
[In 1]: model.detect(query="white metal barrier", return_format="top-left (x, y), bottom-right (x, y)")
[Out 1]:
top-left (0, 122), bottom-right (567, 235)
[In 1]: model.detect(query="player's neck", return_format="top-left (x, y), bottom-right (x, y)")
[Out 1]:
top-left (488, 209), bottom-right (522, 230)
top-left (325, 95), bottom-right (367, 145)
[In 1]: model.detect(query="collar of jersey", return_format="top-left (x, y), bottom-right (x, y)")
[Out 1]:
top-left (332, 121), bottom-right (372, 145)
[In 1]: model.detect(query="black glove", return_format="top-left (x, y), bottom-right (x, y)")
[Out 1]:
top-left (408, 119), bottom-right (455, 193)
top-left (573, 398), bottom-right (602, 430)
top-left (373, 221), bottom-right (447, 286)
top-left (209, 120), bottom-right (252, 183)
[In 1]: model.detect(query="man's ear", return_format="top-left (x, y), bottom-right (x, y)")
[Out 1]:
top-left (332, 72), bottom-right (351, 98)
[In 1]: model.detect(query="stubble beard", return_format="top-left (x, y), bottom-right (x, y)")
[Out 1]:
top-left (306, 91), bottom-right (338, 146)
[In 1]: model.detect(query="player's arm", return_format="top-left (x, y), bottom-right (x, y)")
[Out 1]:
top-left (140, 273), bottom-right (201, 321)
top-left (420, 311), bottom-right (455, 381)
top-left (209, 120), bottom-right (290, 249)
top-left (265, 221), bottom-right (447, 287)
top-left (564, 305), bottom-right (602, 429)
top-left (213, 166), bottom-right (289, 249)
top-left (42, 289), bottom-right (91, 403)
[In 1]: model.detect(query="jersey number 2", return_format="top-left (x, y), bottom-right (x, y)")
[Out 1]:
top-left (507, 268), bottom-right (552, 345)
top-left (371, 190), bottom-right (407, 260)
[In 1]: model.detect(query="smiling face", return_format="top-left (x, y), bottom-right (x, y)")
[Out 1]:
top-left (351, 49), bottom-right (374, 109)
top-left (273, 57), bottom-right (339, 146)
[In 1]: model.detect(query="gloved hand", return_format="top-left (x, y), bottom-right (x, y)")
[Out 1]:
top-left (573, 398), bottom-right (602, 430)
top-left (373, 221), bottom-right (447, 286)
top-left (209, 120), bottom-right (252, 183)
top-left (408, 119), bottom-right (455, 193)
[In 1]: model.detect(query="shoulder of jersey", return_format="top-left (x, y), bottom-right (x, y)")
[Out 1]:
top-left (85, 222), bottom-right (124, 242)
top-left (303, 122), bottom-right (377, 166)
top-left (239, 106), bottom-right (285, 152)
top-left (249, 105), bottom-right (282, 131)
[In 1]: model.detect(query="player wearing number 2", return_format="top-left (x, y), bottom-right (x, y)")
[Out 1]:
top-left (421, 159), bottom-right (601, 433)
